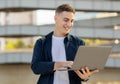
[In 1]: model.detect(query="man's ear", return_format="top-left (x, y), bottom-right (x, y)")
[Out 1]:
top-left (54, 15), bottom-right (57, 22)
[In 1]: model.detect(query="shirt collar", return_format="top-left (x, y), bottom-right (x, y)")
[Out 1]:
top-left (45, 31), bottom-right (72, 41)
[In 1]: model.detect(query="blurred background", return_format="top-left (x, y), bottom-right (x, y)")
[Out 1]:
top-left (0, 0), bottom-right (120, 84)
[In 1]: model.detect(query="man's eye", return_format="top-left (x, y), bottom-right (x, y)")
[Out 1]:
top-left (71, 20), bottom-right (74, 23)
top-left (64, 19), bottom-right (68, 22)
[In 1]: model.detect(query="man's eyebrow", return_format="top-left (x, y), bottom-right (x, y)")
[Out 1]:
top-left (64, 17), bottom-right (74, 21)
top-left (64, 17), bottom-right (73, 20)
top-left (64, 17), bottom-right (69, 20)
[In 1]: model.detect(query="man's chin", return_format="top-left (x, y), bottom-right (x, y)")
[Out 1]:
top-left (63, 29), bottom-right (70, 35)
top-left (64, 31), bottom-right (70, 35)
top-left (66, 30), bottom-right (70, 33)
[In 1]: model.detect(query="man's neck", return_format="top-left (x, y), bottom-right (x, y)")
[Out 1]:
top-left (53, 31), bottom-right (66, 37)
top-left (53, 27), bottom-right (66, 37)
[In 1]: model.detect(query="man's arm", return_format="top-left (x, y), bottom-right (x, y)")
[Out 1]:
top-left (54, 61), bottom-right (73, 71)
top-left (31, 39), bottom-right (55, 75)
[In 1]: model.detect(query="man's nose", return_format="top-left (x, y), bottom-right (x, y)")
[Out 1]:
top-left (67, 22), bottom-right (72, 27)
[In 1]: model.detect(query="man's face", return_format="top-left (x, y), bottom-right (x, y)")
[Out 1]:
top-left (54, 11), bottom-right (74, 35)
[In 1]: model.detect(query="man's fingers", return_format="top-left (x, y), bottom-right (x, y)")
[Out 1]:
top-left (75, 70), bottom-right (83, 76)
top-left (74, 70), bottom-right (89, 79)
top-left (62, 61), bottom-right (73, 68)
top-left (81, 68), bottom-right (86, 74)
top-left (74, 67), bottom-right (99, 80)
top-left (85, 67), bottom-right (90, 73)
top-left (91, 69), bottom-right (99, 74)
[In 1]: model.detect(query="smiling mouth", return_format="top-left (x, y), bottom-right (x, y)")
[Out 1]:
top-left (64, 26), bottom-right (70, 31)
top-left (65, 27), bottom-right (69, 30)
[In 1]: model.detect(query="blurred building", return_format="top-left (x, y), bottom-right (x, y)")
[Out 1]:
top-left (0, 0), bottom-right (120, 84)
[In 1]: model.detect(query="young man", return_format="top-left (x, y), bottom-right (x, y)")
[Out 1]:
top-left (31, 4), bottom-right (99, 84)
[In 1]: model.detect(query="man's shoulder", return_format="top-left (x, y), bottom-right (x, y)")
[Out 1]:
top-left (37, 32), bottom-right (52, 41)
top-left (69, 34), bottom-right (81, 41)
top-left (35, 37), bottom-right (46, 45)
top-left (69, 34), bottom-right (85, 45)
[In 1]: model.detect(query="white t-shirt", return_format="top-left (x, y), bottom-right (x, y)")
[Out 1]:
top-left (52, 35), bottom-right (69, 84)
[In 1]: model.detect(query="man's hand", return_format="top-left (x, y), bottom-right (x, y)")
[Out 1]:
top-left (54, 61), bottom-right (73, 71)
top-left (74, 67), bottom-right (99, 80)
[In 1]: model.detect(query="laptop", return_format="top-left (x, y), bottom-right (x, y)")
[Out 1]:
top-left (59, 46), bottom-right (112, 71)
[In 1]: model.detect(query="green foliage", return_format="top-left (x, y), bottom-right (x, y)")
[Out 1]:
top-left (27, 44), bottom-right (34, 48)
top-left (5, 39), bottom-right (34, 50)
top-left (14, 39), bottom-right (25, 49)
top-left (5, 39), bottom-right (15, 50)
top-left (83, 39), bottom-right (110, 46)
